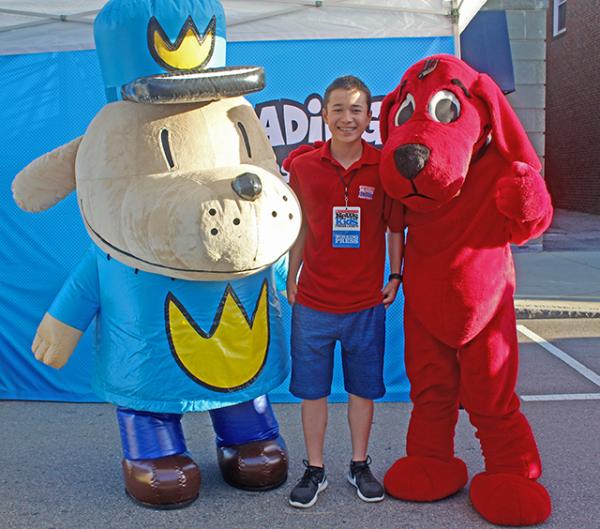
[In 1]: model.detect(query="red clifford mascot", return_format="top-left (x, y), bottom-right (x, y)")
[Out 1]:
top-left (379, 55), bottom-right (553, 526)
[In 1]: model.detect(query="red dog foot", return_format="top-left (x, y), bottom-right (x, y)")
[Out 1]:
top-left (470, 472), bottom-right (551, 526)
top-left (384, 456), bottom-right (468, 501)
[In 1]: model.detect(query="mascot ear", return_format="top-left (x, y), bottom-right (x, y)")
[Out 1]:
top-left (12, 136), bottom-right (82, 212)
top-left (379, 86), bottom-right (401, 144)
top-left (472, 73), bottom-right (541, 171)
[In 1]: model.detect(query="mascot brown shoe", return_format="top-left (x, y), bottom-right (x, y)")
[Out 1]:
top-left (217, 437), bottom-right (288, 491)
top-left (378, 54), bottom-right (553, 526)
top-left (122, 454), bottom-right (201, 509)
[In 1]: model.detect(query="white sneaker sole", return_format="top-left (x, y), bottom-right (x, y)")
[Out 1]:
top-left (289, 479), bottom-right (328, 509)
top-left (347, 473), bottom-right (385, 503)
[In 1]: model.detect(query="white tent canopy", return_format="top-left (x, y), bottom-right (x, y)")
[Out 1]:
top-left (0, 0), bottom-right (486, 56)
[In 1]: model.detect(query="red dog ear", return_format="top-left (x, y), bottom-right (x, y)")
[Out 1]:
top-left (472, 73), bottom-right (541, 171)
top-left (379, 87), bottom-right (400, 144)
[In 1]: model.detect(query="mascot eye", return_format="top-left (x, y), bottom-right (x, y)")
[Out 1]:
top-left (237, 122), bottom-right (252, 158)
top-left (160, 128), bottom-right (176, 169)
top-left (394, 93), bottom-right (415, 126)
top-left (428, 90), bottom-right (460, 123)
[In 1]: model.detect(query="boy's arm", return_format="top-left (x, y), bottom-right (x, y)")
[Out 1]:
top-left (382, 229), bottom-right (404, 308)
top-left (33, 245), bottom-right (100, 368)
top-left (286, 221), bottom-right (306, 305)
top-left (382, 195), bottom-right (405, 308)
top-left (286, 161), bottom-right (306, 305)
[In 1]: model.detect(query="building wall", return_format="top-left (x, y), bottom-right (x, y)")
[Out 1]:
top-left (481, 0), bottom-right (548, 167)
top-left (545, 0), bottom-right (600, 214)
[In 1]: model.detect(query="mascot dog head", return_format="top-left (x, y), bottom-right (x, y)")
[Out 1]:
top-left (12, 98), bottom-right (301, 281)
top-left (379, 54), bottom-right (540, 212)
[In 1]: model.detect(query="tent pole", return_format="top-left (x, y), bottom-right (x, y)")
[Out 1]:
top-left (228, 1), bottom-right (449, 29)
top-left (228, 5), bottom-right (314, 28)
top-left (0, 19), bottom-right (54, 34)
top-left (0, 8), bottom-right (56, 18)
top-left (0, 7), bottom-right (97, 27)
top-left (452, 0), bottom-right (461, 58)
top-left (326, 3), bottom-right (446, 16)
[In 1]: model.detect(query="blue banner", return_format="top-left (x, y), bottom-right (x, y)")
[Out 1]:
top-left (0, 36), bottom-right (453, 404)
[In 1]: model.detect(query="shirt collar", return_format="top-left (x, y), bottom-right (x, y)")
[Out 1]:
top-left (320, 139), bottom-right (379, 171)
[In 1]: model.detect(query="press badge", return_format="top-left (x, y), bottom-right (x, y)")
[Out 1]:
top-left (332, 206), bottom-right (361, 248)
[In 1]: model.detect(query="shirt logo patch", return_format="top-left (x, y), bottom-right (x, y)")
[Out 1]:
top-left (358, 185), bottom-right (375, 200)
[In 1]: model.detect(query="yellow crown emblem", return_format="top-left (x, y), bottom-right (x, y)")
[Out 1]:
top-left (148, 15), bottom-right (216, 71)
top-left (166, 280), bottom-right (269, 392)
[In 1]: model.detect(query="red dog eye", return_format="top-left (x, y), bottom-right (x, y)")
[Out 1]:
top-left (394, 93), bottom-right (415, 126)
top-left (429, 90), bottom-right (460, 123)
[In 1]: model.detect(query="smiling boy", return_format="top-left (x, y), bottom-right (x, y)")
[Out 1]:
top-left (286, 76), bottom-right (404, 508)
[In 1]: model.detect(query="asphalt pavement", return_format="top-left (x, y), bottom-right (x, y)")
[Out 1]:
top-left (2, 392), bottom-right (599, 529)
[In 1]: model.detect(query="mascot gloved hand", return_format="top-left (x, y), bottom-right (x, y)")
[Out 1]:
top-left (31, 313), bottom-right (83, 369)
top-left (378, 55), bottom-right (553, 526)
top-left (495, 161), bottom-right (553, 244)
top-left (12, 0), bottom-right (301, 509)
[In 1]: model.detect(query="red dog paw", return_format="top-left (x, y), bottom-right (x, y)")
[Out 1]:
top-left (282, 141), bottom-right (325, 172)
top-left (384, 455), bottom-right (468, 501)
top-left (470, 472), bottom-right (552, 526)
top-left (495, 161), bottom-right (551, 222)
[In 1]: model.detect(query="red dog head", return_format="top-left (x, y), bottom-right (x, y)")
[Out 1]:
top-left (379, 54), bottom-right (540, 212)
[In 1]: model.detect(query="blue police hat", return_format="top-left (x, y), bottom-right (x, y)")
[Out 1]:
top-left (94, 0), bottom-right (264, 103)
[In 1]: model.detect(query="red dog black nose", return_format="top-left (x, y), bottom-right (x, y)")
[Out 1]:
top-left (394, 144), bottom-right (430, 180)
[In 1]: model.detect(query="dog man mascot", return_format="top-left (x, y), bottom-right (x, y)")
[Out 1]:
top-left (378, 55), bottom-right (553, 526)
top-left (12, 0), bottom-right (301, 509)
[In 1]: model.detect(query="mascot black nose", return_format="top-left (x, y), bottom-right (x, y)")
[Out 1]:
top-left (232, 172), bottom-right (263, 201)
top-left (394, 144), bottom-right (430, 180)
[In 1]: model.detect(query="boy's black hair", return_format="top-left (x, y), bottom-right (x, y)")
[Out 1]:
top-left (323, 75), bottom-right (372, 109)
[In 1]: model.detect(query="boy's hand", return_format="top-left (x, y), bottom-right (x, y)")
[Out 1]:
top-left (286, 279), bottom-right (298, 306)
top-left (382, 279), bottom-right (401, 308)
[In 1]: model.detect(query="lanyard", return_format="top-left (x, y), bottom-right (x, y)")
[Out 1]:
top-left (335, 167), bottom-right (358, 208)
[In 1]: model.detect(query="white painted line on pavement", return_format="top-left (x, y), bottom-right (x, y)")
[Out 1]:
top-left (521, 393), bottom-right (600, 401)
top-left (517, 324), bottom-right (600, 388)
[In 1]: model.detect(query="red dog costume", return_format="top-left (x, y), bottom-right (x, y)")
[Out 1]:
top-left (379, 55), bottom-right (553, 526)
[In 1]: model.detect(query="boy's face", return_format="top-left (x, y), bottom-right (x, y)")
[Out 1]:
top-left (323, 88), bottom-right (372, 145)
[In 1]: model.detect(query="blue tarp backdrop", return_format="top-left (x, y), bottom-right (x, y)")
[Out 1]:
top-left (0, 36), bottom-right (453, 404)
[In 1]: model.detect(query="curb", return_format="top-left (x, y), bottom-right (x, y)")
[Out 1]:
top-left (515, 300), bottom-right (600, 319)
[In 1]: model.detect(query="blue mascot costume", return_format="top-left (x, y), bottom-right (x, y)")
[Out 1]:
top-left (12, 0), bottom-right (302, 508)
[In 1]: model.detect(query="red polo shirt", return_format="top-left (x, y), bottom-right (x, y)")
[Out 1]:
top-left (289, 140), bottom-right (404, 313)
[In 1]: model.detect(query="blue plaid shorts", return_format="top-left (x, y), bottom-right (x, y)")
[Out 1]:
top-left (289, 302), bottom-right (386, 400)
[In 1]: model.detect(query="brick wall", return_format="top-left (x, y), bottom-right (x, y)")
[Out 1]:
top-left (545, 0), bottom-right (600, 214)
top-left (481, 0), bottom-right (547, 167)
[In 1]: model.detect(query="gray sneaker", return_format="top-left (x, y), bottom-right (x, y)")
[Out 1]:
top-left (289, 460), bottom-right (328, 508)
top-left (347, 456), bottom-right (385, 502)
